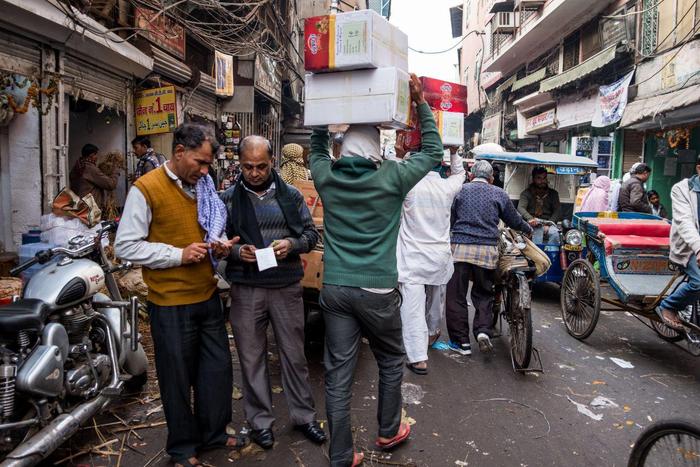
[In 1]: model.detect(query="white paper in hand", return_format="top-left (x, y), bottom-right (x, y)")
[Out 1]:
top-left (255, 247), bottom-right (278, 271)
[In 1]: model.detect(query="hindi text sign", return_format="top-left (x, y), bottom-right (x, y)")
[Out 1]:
top-left (135, 86), bottom-right (177, 136)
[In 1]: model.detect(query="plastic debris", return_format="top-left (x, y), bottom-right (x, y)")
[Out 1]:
top-left (609, 357), bottom-right (634, 369)
top-left (271, 386), bottom-right (284, 394)
top-left (590, 396), bottom-right (618, 408)
top-left (401, 382), bottom-right (426, 405)
top-left (567, 396), bottom-right (603, 421)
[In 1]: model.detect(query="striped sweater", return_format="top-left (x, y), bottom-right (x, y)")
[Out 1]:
top-left (221, 184), bottom-right (319, 288)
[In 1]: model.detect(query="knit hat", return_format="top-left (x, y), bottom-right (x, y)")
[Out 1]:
top-left (282, 143), bottom-right (304, 161)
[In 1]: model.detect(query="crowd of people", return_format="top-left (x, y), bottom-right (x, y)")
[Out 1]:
top-left (107, 74), bottom-right (692, 467)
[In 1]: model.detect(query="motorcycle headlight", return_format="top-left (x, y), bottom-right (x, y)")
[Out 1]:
top-left (565, 229), bottom-right (583, 247)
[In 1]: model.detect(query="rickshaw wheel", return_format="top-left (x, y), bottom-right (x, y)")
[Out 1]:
top-left (560, 259), bottom-right (601, 340)
top-left (506, 278), bottom-right (532, 369)
top-left (650, 319), bottom-right (684, 342)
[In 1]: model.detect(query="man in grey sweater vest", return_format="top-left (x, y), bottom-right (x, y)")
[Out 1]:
top-left (220, 135), bottom-right (325, 449)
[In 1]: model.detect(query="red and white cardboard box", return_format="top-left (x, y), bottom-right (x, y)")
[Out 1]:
top-left (420, 77), bottom-right (468, 114)
top-left (399, 108), bottom-right (465, 149)
top-left (304, 67), bottom-right (412, 129)
top-left (304, 10), bottom-right (408, 73)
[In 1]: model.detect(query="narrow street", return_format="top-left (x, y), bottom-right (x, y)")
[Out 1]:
top-left (46, 284), bottom-right (700, 467)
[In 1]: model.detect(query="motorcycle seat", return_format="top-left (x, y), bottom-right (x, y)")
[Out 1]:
top-left (0, 299), bottom-right (50, 332)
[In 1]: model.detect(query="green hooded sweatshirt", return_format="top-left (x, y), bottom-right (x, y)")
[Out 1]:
top-left (309, 103), bottom-right (444, 289)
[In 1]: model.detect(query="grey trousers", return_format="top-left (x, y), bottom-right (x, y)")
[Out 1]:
top-left (320, 285), bottom-right (405, 467)
top-left (229, 283), bottom-right (316, 430)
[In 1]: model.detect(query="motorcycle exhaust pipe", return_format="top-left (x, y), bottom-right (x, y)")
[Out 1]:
top-left (0, 395), bottom-right (109, 467)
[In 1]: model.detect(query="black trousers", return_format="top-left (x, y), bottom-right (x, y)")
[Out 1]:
top-left (320, 285), bottom-right (405, 467)
top-left (148, 294), bottom-right (233, 462)
top-left (446, 262), bottom-right (496, 344)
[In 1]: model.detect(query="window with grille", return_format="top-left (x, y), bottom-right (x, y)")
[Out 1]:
top-left (641, 0), bottom-right (659, 55)
top-left (562, 31), bottom-right (580, 71)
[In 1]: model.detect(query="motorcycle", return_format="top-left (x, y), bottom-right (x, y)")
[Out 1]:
top-left (0, 221), bottom-right (148, 467)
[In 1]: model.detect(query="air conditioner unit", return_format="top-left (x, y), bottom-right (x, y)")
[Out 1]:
top-left (492, 12), bottom-right (517, 33)
top-left (514, 0), bottom-right (546, 10)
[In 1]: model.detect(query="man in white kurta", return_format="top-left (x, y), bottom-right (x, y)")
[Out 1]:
top-left (397, 150), bottom-right (466, 374)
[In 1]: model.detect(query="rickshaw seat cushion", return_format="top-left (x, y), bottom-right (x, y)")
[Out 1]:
top-left (604, 234), bottom-right (670, 254)
top-left (594, 221), bottom-right (671, 237)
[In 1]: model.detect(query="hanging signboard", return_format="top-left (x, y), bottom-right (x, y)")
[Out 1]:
top-left (526, 108), bottom-right (556, 133)
top-left (135, 86), bottom-right (177, 136)
top-left (592, 70), bottom-right (634, 128)
top-left (255, 55), bottom-right (281, 103)
top-left (215, 51), bottom-right (234, 97)
top-left (134, 7), bottom-right (186, 60)
top-left (481, 112), bottom-right (502, 144)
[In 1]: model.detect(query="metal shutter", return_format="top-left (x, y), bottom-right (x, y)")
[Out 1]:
top-left (183, 72), bottom-right (217, 122)
top-left (64, 55), bottom-right (129, 112)
top-left (0, 28), bottom-right (41, 75)
top-left (622, 130), bottom-right (644, 172)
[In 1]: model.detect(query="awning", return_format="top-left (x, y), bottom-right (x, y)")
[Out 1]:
top-left (152, 47), bottom-right (192, 84)
top-left (540, 44), bottom-right (617, 93)
top-left (619, 83), bottom-right (700, 129)
top-left (495, 74), bottom-right (518, 95)
top-left (511, 67), bottom-right (547, 92)
top-left (4, 0), bottom-right (152, 78)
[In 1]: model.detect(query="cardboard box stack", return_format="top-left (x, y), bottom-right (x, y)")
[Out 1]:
top-left (303, 9), bottom-right (410, 128)
top-left (398, 77), bottom-right (468, 151)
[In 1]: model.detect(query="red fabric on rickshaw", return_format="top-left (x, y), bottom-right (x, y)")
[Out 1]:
top-left (604, 235), bottom-right (670, 254)
top-left (593, 220), bottom-right (671, 237)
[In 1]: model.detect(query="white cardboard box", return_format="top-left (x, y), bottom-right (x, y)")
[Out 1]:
top-left (304, 67), bottom-right (412, 128)
top-left (304, 9), bottom-right (408, 73)
top-left (437, 111), bottom-right (465, 147)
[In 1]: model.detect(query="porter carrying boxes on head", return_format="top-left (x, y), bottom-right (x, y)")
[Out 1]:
top-left (303, 9), bottom-right (411, 129)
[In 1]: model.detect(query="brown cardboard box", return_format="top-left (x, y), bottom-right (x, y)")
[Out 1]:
top-left (301, 250), bottom-right (324, 290)
top-left (294, 180), bottom-right (324, 226)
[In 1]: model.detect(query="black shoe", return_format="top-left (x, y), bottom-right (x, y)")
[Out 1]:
top-left (250, 428), bottom-right (275, 449)
top-left (294, 421), bottom-right (327, 444)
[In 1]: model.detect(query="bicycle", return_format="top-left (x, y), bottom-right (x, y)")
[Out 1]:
top-left (628, 419), bottom-right (700, 466)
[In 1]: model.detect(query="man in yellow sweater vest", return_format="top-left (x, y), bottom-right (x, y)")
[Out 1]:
top-left (115, 124), bottom-right (245, 467)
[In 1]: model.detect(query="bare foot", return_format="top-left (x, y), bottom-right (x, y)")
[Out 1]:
top-left (412, 361), bottom-right (427, 370)
top-left (175, 457), bottom-right (201, 467)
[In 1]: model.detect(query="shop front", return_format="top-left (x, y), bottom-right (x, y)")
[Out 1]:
top-left (619, 38), bottom-right (700, 215)
top-left (0, 1), bottom-right (152, 249)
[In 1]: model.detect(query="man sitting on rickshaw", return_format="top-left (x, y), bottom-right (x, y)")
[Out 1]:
top-left (517, 166), bottom-right (562, 245)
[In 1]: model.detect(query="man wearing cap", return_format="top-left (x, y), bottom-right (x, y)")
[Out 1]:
top-left (619, 163), bottom-right (652, 213)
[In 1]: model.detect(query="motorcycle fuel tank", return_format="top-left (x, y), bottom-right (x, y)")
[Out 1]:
top-left (23, 259), bottom-right (105, 311)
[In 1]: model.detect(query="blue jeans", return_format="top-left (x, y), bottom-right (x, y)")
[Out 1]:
top-left (660, 257), bottom-right (700, 312)
top-left (532, 225), bottom-right (560, 245)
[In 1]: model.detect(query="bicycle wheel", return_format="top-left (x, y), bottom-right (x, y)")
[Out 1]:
top-left (507, 278), bottom-right (532, 369)
top-left (628, 419), bottom-right (700, 467)
top-left (560, 259), bottom-right (601, 340)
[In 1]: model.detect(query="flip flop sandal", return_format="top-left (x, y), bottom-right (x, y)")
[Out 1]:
top-left (352, 452), bottom-right (365, 466)
top-left (655, 307), bottom-right (686, 331)
top-left (406, 362), bottom-right (428, 375)
top-left (375, 422), bottom-right (411, 451)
